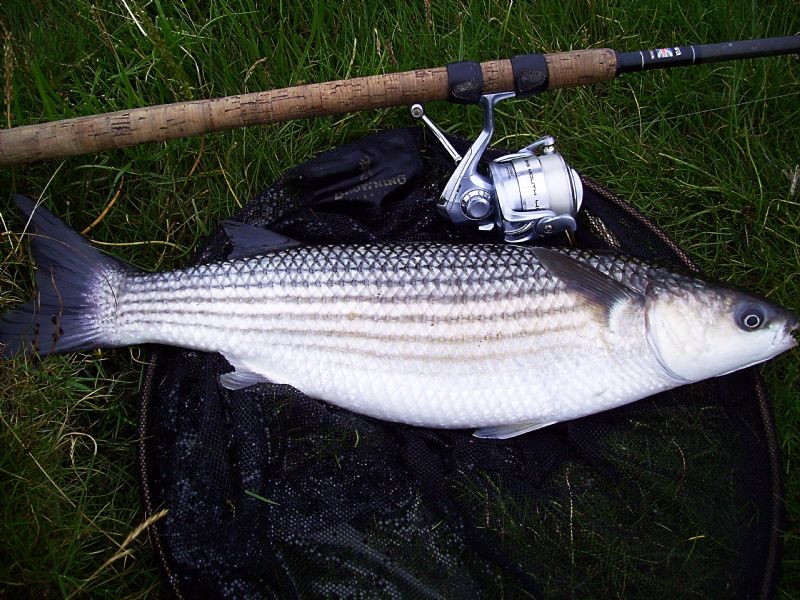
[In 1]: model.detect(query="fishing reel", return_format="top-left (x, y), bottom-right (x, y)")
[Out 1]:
top-left (411, 92), bottom-right (583, 243)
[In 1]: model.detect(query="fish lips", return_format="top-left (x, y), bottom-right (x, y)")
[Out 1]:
top-left (781, 312), bottom-right (799, 348)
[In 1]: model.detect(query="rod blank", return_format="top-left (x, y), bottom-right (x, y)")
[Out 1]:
top-left (616, 35), bottom-right (800, 73)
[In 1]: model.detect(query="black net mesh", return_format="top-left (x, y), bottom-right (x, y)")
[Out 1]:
top-left (138, 128), bottom-right (782, 599)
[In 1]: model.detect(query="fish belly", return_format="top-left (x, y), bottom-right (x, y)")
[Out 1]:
top-left (233, 316), bottom-right (671, 428)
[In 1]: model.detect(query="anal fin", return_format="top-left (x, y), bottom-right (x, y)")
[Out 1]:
top-left (219, 352), bottom-right (280, 390)
top-left (219, 369), bottom-right (274, 390)
top-left (473, 421), bottom-right (557, 440)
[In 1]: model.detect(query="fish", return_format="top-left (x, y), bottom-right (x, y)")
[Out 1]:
top-left (1, 193), bottom-right (797, 439)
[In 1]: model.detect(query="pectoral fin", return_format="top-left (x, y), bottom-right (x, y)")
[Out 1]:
top-left (473, 421), bottom-right (557, 440)
top-left (533, 247), bottom-right (644, 319)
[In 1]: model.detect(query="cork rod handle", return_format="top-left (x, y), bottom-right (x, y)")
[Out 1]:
top-left (0, 49), bottom-right (617, 165)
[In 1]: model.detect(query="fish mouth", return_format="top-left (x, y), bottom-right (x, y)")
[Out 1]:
top-left (784, 312), bottom-right (799, 348)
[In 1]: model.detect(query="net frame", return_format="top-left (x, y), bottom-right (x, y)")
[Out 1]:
top-left (137, 129), bottom-right (783, 600)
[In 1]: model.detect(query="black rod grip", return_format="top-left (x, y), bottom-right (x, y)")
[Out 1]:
top-left (511, 54), bottom-right (549, 96)
top-left (446, 61), bottom-right (484, 103)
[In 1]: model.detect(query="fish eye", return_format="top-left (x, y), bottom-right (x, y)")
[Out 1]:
top-left (737, 306), bottom-right (766, 331)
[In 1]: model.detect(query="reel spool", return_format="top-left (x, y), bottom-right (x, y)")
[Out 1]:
top-left (411, 92), bottom-right (583, 243)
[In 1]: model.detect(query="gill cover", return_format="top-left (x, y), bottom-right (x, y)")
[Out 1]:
top-left (644, 284), bottom-right (797, 383)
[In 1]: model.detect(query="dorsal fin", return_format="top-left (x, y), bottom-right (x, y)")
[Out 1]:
top-left (222, 221), bottom-right (301, 259)
top-left (533, 247), bottom-right (643, 318)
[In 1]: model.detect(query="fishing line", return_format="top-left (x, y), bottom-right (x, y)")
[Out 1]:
top-left (495, 90), bottom-right (800, 146)
top-left (620, 90), bottom-right (800, 130)
top-left (11, 161), bottom-right (65, 256)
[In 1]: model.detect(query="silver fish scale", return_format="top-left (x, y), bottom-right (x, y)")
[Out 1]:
top-left (122, 244), bottom-right (558, 304)
top-left (564, 249), bottom-right (700, 294)
top-left (105, 244), bottom-right (675, 429)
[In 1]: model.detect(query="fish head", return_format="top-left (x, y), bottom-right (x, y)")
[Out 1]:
top-left (644, 278), bottom-right (797, 383)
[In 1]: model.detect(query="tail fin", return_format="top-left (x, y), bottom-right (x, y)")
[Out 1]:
top-left (1, 194), bottom-right (131, 358)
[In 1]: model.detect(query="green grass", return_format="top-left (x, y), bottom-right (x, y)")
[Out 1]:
top-left (0, 1), bottom-right (799, 597)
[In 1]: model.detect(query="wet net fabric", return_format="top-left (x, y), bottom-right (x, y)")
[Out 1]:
top-left (139, 128), bottom-right (782, 599)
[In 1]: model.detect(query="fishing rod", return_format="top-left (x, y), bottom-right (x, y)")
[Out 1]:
top-left (0, 36), bottom-right (797, 167)
top-left (2, 35), bottom-right (798, 243)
